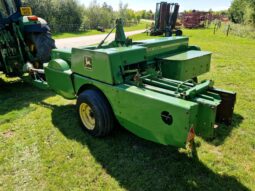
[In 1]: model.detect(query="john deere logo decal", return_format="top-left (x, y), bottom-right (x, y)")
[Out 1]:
top-left (84, 56), bottom-right (92, 70)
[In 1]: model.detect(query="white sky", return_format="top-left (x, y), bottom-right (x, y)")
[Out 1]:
top-left (78, 0), bottom-right (232, 11)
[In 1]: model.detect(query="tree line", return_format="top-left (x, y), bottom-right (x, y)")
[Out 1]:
top-left (23, 0), bottom-right (154, 33)
top-left (229, 0), bottom-right (255, 25)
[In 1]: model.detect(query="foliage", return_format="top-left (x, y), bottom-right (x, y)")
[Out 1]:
top-left (1, 28), bottom-right (255, 190)
top-left (24, 0), bottom-right (83, 30)
top-left (84, 1), bottom-right (153, 29)
top-left (84, 1), bottom-right (115, 29)
top-left (229, 0), bottom-right (255, 25)
top-left (136, 10), bottom-right (154, 20)
top-left (220, 22), bottom-right (255, 39)
top-left (52, 21), bottom-right (148, 39)
top-left (22, 0), bottom-right (154, 33)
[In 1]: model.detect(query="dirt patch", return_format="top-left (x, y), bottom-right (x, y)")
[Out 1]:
top-left (2, 130), bottom-right (15, 138)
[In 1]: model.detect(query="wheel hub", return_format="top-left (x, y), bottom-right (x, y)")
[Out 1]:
top-left (79, 103), bottom-right (95, 130)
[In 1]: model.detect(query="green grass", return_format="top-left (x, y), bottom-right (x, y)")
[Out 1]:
top-left (1, 28), bottom-right (255, 190)
top-left (53, 21), bottom-right (148, 39)
top-left (219, 23), bottom-right (255, 39)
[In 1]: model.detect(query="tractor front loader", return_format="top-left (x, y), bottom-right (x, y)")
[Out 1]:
top-left (0, 0), bottom-right (55, 78)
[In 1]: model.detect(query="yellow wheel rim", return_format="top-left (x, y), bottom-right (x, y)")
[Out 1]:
top-left (79, 103), bottom-right (95, 130)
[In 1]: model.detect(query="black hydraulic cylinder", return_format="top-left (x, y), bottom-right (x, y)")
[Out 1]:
top-left (151, 2), bottom-right (181, 37)
top-left (170, 3), bottom-right (179, 30)
top-left (159, 2), bottom-right (167, 31)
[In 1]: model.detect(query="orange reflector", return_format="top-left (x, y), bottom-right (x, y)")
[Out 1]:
top-left (28, 16), bottom-right (38, 21)
top-left (187, 127), bottom-right (195, 143)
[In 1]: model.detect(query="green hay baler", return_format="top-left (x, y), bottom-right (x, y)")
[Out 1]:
top-left (41, 19), bottom-right (236, 148)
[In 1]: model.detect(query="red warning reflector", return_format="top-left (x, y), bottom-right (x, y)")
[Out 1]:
top-left (28, 16), bottom-right (38, 21)
top-left (187, 127), bottom-right (195, 143)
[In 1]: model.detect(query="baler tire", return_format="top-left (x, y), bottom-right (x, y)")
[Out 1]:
top-left (29, 32), bottom-right (56, 66)
top-left (77, 89), bottom-right (114, 137)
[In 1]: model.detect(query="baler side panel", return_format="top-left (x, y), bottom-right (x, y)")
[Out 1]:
top-left (136, 36), bottom-right (189, 59)
top-left (71, 48), bottom-right (114, 84)
top-left (44, 59), bottom-right (75, 99)
top-left (160, 50), bottom-right (212, 81)
top-left (70, 46), bottom-right (147, 85)
top-left (73, 74), bottom-right (199, 148)
top-left (51, 48), bottom-right (72, 65)
top-left (196, 104), bottom-right (216, 138)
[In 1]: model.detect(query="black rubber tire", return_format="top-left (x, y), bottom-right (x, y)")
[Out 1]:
top-left (29, 32), bottom-right (56, 65)
top-left (175, 29), bottom-right (183, 36)
top-left (77, 89), bottom-right (114, 137)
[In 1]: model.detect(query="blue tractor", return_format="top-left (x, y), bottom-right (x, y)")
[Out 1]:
top-left (0, 0), bottom-right (55, 77)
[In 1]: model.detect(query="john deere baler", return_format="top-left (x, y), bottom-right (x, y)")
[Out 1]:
top-left (43, 19), bottom-right (236, 148)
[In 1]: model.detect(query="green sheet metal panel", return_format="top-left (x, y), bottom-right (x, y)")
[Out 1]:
top-left (71, 48), bottom-right (114, 84)
top-left (71, 46), bottom-right (146, 85)
top-left (44, 59), bottom-right (75, 99)
top-left (96, 45), bottom-right (146, 66)
top-left (73, 74), bottom-right (201, 148)
top-left (160, 50), bottom-right (211, 81)
top-left (51, 48), bottom-right (72, 65)
top-left (196, 104), bottom-right (217, 138)
top-left (136, 36), bottom-right (189, 59)
top-left (96, 46), bottom-right (147, 84)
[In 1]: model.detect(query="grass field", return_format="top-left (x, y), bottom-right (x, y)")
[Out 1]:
top-left (52, 21), bottom-right (148, 39)
top-left (0, 28), bottom-right (255, 190)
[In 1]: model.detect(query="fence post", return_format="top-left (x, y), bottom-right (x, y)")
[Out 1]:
top-left (226, 24), bottom-right (231, 36)
top-left (214, 23), bottom-right (217, 34)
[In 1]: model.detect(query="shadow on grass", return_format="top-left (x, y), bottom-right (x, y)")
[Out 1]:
top-left (208, 113), bottom-right (244, 146)
top-left (45, 103), bottom-right (249, 191)
top-left (0, 78), bottom-right (54, 116)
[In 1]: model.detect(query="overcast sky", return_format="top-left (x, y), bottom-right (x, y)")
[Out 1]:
top-left (78, 0), bottom-right (232, 11)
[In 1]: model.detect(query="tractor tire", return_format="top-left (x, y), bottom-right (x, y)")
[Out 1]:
top-left (77, 89), bottom-right (114, 137)
top-left (29, 32), bottom-right (56, 66)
